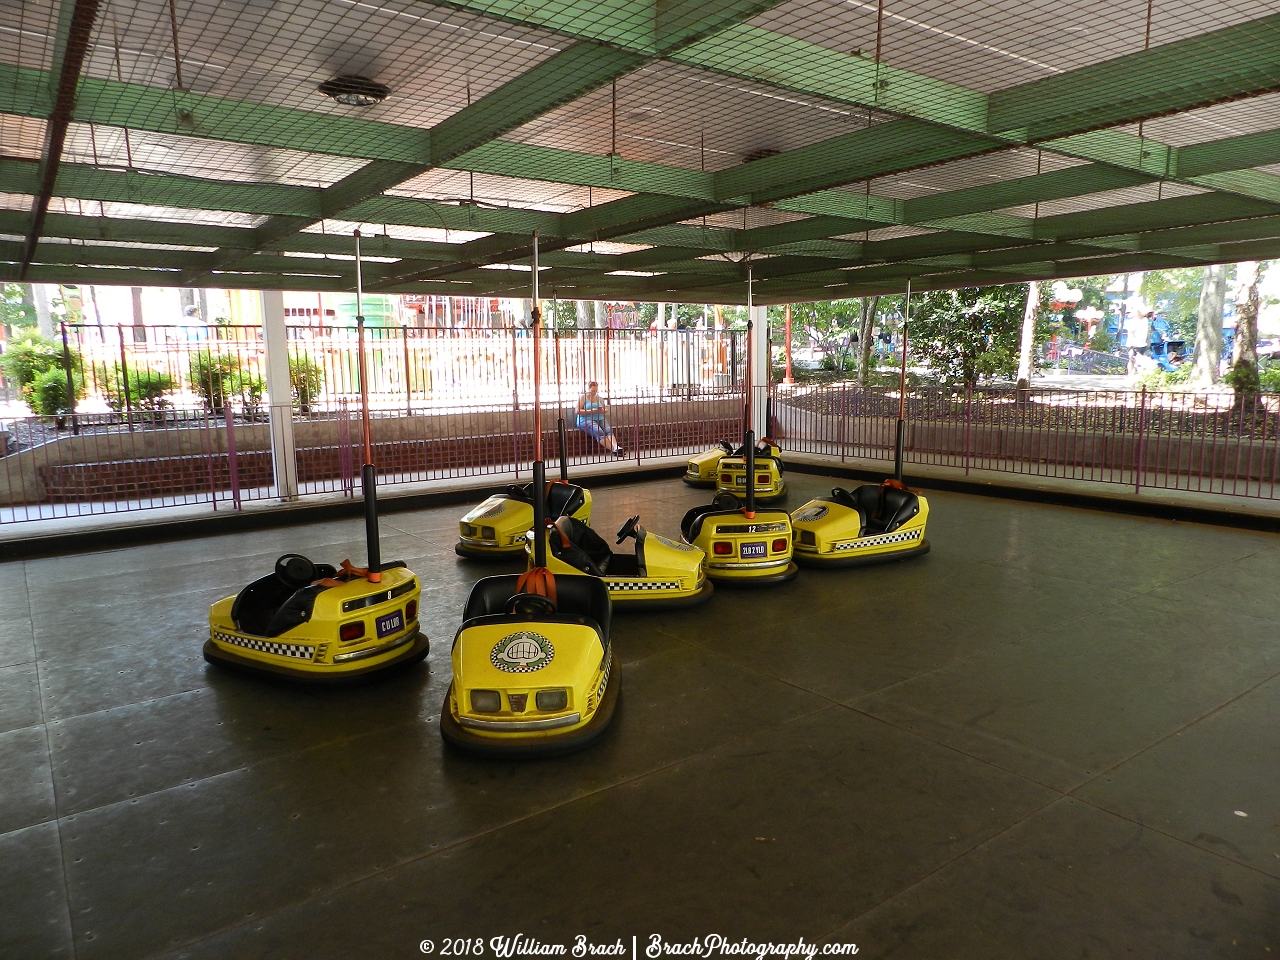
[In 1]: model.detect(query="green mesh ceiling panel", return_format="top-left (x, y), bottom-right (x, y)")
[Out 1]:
top-left (3, 0), bottom-right (1280, 302)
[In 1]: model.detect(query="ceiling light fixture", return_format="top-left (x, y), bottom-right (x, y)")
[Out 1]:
top-left (318, 75), bottom-right (390, 107)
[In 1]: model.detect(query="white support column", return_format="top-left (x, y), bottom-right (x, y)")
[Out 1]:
top-left (594, 300), bottom-right (606, 328)
top-left (261, 289), bottom-right (299, 501)
top-left (749, 304), bottom-right (769, 435)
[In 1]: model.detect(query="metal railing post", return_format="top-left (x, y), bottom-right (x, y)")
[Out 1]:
top-left (402, 325), bottom-right (412, 416)
top-left (512, 389), bottom-right (520, 471)
top-left (840, 381), bottom-right (848, 462)
top-left (59, 321), bottom-right (80, 435)
top-left (224, 401), bottom-right (241, 510)
top-left (634, 387), bottom-right (641, 465)
top-left (203, 410), bottom-right (218, 511)
top-left (115, 323), bottom-right (134, 432)
top-left (965, 384), bottom-right (972, 475)
top-left (1135, 385), bottom-right (1147, 494)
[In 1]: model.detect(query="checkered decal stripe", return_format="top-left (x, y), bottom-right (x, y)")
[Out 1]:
top-left (833, 529), bottom-right (922, 552)
top-left (605, 580), bottom-right (682, 591)
top-left (213, 631), bottom-right (315, 660)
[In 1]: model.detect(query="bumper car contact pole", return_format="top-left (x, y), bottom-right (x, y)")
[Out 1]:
top-left (553, 302), bottom-right (569, 483)
top-left (744, 266), bottom-right (755, 519)
top-left (531, 231), bottom-right (548, 568)
top-left (354, 229), bottom-right (381, 582)
top-left (895, 278), bottom-right (912, 485)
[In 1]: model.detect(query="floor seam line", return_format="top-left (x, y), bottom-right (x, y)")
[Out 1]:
top-left (1065, 664), bottom-right (1280, 790)
top-left (1067, 794), bottom-right (1280, 882)
top-left (131, 716), bottom-right (827, 960)
top-left (837, 701), bottom-right (1076, 796)
top-left (815, 793), bottom-right (1067, 939)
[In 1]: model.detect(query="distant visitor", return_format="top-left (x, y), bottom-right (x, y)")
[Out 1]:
top-left (576, 381), bottom-right (625, 457)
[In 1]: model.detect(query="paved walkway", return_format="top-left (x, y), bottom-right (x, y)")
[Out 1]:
top-left (2, 474), bottom-right (1276, 958)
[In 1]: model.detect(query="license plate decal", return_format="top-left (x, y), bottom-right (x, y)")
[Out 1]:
top-left (740, 541), bottom-right (767, 559)
top-left (376, 610), bottom-right (404, 638)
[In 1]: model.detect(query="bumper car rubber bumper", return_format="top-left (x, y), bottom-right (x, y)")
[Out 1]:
top-left (454, 542), bottom-right (526, 560)
top-left (682, 475), bottom-right (717, 487)
top-left (706, 561), bottom-right (799, 585)
top-left (440, 651), bottom-right (620, 759)
top-left (611, 579), bottom-right (714, 611)
top-left (794, 540), bottom-right (930, 569)
top-left (203, 630), bottom-right (429, 682)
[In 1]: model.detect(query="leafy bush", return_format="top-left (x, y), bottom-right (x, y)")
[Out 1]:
top-left (1, 333), bottom-right (77, 403)
top-left (30, 367), bottom-right (84, 422)
top-left (188, 351), bottom-right (243, 411)
top-left (1088, 329), bottom-right (1118, 354)
top-left (1224, 361), bottom-right (1260, 395)
top-left (1135, 359), bottom-right (1195, 391)
top-left (105, 366), bottom-right (176, 412)
top-left (1258, 365), bottom-right (1280, 394)
top-left (289, 354), bottom-right (325, 412)
top-left (241, 372), bottom-right (267, 420)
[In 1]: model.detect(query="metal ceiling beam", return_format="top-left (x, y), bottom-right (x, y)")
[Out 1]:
top-left (669, 16), bottom-right (1280, 201)
top-left (19, 0), bottom-right (102, 278)
top-left (986, 14), bottom-right (1280, 140)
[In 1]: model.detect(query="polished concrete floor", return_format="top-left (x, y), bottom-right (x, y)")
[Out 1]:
top-left (2, 473), bottom-right (1278, 960)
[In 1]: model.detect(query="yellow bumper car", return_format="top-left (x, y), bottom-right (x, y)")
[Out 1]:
top-left (205, 555), bottom-right (428, 681)
top-left (456, 480), bottom-right (591, 559)
top-left (684, 440), bottom-right (734, 487)
top-left (792, 480), bottom-right (930, 567)
top-left (440, 571), bottom-right (619, 758)
top-left (715, 439), bottom-right (786, 503)
top-left (533, 515), bottom-right (713, 610)
top-left (680, 494), bottom-right (797, 585)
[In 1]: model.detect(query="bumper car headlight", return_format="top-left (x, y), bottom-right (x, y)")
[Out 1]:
top-left (470, 690), bottom-right (501, 712)
top-left (535, 689), bottom-right (568, 712)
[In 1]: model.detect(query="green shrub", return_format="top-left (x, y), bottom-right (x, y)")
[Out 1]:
top-left (187, 351), bottom-right (242, 410)
top-left (241, 372), bottom-right (267, 420)
top-left (1135, 359), bottom-right (1195, 391)
top-left (105, 367), bottom-right (176, 412)
top-left (1089, 329), bottom-right (1118, 353)
top-left (1258, 365), bottom-right (1280, 394)
top-left (1224, 361), bottom-right (1260, 395)
top-left (31, 367), bottom-right (84, 422)
top-left (289, 354), bottom-right (325, 412)
top-left (1, 333), bottom-right (77, 403)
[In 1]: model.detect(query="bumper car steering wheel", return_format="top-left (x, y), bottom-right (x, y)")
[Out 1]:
top-left (508, 594), bottom-right (558, 616)
top-left (616, 515), bottom-right (641, 544)
top-left (275, 554), bottom-right (316, 588)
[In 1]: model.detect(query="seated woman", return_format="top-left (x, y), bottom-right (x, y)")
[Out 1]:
top-left (576, 381), bottom-right (625, 457)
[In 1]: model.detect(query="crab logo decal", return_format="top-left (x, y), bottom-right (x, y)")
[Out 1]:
top-left (794, 504), bottom-right (829, 523)
top-left (490, 631), bottom-right (555, 673)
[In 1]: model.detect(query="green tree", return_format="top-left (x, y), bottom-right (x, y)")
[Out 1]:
top-left (1139, 268), bottom-right (1226, 342)
top-left (909, 285), bottom-right (1031, 387)
top-left (0, 283), bottom-right (37, 330)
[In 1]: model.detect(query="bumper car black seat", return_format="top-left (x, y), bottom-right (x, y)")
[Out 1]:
top-left (680, 492), bottom-right (743, 541)
top-left (503, 481), bottom-right (585, 519)
top-left (730, 440), bottom-right (781, 466)
top-left (547, 517), bottom-right (614, 576)
top-left (831, 484), bottom-right (921, 535)
top-left (460, 573), bottom-right (612, 639)
top-left (231, 554), bottom-right (338, 637)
